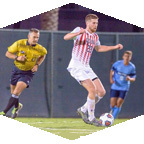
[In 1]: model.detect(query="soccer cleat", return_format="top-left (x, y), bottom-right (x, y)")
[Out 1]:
top-left (89, 117), bottom-right (101, 126)
top-left (11, 103), bottom-right (23, 119)
top-left (77, 107), bottom-right (90, 124)
top-left (0, 111), bottom-right (6, 116)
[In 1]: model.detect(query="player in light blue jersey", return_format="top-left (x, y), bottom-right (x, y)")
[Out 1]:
top-left (109, 51), bottom-right (136, 119)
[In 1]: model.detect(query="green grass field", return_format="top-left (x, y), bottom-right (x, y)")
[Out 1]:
top-left (15, 118), bottom-right (128, 140)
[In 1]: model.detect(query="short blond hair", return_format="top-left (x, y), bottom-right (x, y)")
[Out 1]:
top-left (123, 50), bottom-right (133, 57)
top-left (29, 28), bottom-right (39, 34)
top-left (85, 14), bottom-right (99, 22)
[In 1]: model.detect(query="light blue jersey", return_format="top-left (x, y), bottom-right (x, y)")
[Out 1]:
top-left (111, 60), bottom-right (136, 91)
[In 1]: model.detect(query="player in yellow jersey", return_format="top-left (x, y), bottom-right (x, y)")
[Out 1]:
top-left (0, 28), bottom-right (47, 118)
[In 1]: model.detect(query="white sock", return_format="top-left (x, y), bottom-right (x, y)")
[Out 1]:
top-left (81, 95), bottom-right (103, 113)
top-left (95, 94), bottom-right (103, 104)
top-left (87, 97), bottom-right (95, 121)
top-left (81, 102), bottom-right (88, 113)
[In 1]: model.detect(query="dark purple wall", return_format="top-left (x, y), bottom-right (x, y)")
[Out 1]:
top-left (5, 3), bottom-right (143, 32)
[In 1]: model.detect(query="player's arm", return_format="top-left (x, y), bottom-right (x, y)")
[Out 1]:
top-left (110, 70), bottom-right (114, 84)
top-left (6, 41), bottom-right (26, 61)
top-left (126, 70), bottom-right (136, 82)
top-left (31, 46), bottom-right (47, 72)
top-left (31, 55), bottom-right (46, 72)
top-left (36, 55), bottom-right (46, 66)
top-left (64, 28), bottom-right (85, 40)
top-left (126, 66), bottom-right (136, 82)
top-left (5, 51), bottom-right (17, 60)
top-left (5, 51), bottom-right (26, 61)
top-left (126, 76), bottom-right (136, 82)
top-left (95, 44), bottom-right (123, 52)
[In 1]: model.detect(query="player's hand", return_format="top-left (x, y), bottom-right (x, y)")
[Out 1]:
top-left (17, 55), bottom-right (26, 62)
top-left (126, 76), bottom-right (131, 81)
top-left (78, 28), bottom-right (86, 35)
top-left (110, 79), bottom-right (114, 84)
top-left (31, 65), bottom-right (38, 72)
top-left (116, 44), bottom-right (123, 50)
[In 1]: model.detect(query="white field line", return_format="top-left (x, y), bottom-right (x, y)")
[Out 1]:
top-left (26, 121), bottom-right (98, 133)
top-left (70, 132), bottom-right (95, 134)
top-left (39, 127), bottom-right (97, 132)
top-left (53, 132), bottom-right (94, 134)
top-left (27, 122), bottom-right (55, 124)
top-left (26, 121), bottom-right (82, 124)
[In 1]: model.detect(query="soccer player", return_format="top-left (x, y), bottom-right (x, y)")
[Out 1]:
top-left (0, 28), bottom-right (47, 118)
top-left (110, 50), bottom-right (136, 119)
top-left (64, 14), bottom-right (123, 126)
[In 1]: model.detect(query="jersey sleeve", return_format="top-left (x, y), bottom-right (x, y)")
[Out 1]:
top-left (111, 61), bottom-right (118, 71)
top-left (95, 35), bottom-right (101, 46)
top-left (129, 65), bottom-right (136, 78)
top-left (40, 47), bottom-right (47, 56)
top-left (8, 41), bottom-right (18, 53)
top-left (71, 27), bottom-right (81, 33)
top-left (71, 27), bottom-right (81, 40)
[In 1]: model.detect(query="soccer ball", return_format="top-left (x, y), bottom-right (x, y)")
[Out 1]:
top-left (99, 113), bottom-right (114, 127)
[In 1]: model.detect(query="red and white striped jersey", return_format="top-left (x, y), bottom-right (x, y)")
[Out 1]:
top-left (70, 27), bottom-right (100, 66)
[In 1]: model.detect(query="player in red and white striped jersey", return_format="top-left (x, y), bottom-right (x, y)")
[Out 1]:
top-left (70, 27), bottom-right (100, 66)
top-left (64, 14), bottom-right (123, 126)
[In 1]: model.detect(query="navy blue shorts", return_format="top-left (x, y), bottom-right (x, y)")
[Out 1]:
top-left (110, 89), bottom-right (128, 99)
top-left (10, 66), bottom-right (34, 88)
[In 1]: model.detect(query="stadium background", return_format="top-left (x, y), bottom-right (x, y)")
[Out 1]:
top-left (0, 3), bottom-right (144, 118)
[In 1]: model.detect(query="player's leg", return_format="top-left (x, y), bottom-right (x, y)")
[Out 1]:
top-left (110, 97), bottom-right (118, 118)
top-left (84, 68), bottom-right (105, 105)
top-left (80, 70), bottom-right (105, 111)
top-left (10, 84), bottom-right (19, 108)
top-left (67, 67), bottom-right (89, 123)
top-left (77, 79), bottom-right (96, 124)
top-left (110, 97), bottom-right (118, 110)
top-left (11, 82), bottom-right (26, 118)
top-left (81, 79), bottom-right (100, 126)
top-left (81, 79), bottom-right (97, 122)
top-left (93, 78), bottom-right (106, 104)
top-left (78, 78), bottom-right (105, 122)
top-left (10, 84), bottom-right (16, 93)
top-left (117, 97), bottom-right (124, 107)
top-left (9, 84), bottom-right (23, 118)
top-left (112, 91), bottom-right (127, 119)
top-left (11, 73), bottom-right (33, 118)
top-left (0, 85), bottom-right (16, 116)
top-left (109, 89), bottom-right (119, 118)
top-left (81, 79), bottom-right (97, 100)
top-left (68, 67), bottom-right (99, 125)
top-left (111, 98), bottom-right (123, 119)
top-left (9, 84), bottom-right (22, 118)
top-left (2, 82), bottom-right (26, 115)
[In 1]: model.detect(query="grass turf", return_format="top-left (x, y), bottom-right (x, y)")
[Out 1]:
top-left (15, 118), bottom-right (128, 140)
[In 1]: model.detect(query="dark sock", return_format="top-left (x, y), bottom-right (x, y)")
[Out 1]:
top-left (15, 99), bottom-right (19, 108)
top-left (112, 106), bottom-right (121, 119)
top-left (3, 96), bottom-right (19, 114)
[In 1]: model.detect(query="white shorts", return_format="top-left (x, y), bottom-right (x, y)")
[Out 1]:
top-left (67, 66), bottom-right (98, 84)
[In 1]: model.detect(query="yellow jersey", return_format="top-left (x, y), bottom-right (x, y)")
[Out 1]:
top-left (8, 39), bottom-right (47, 71)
